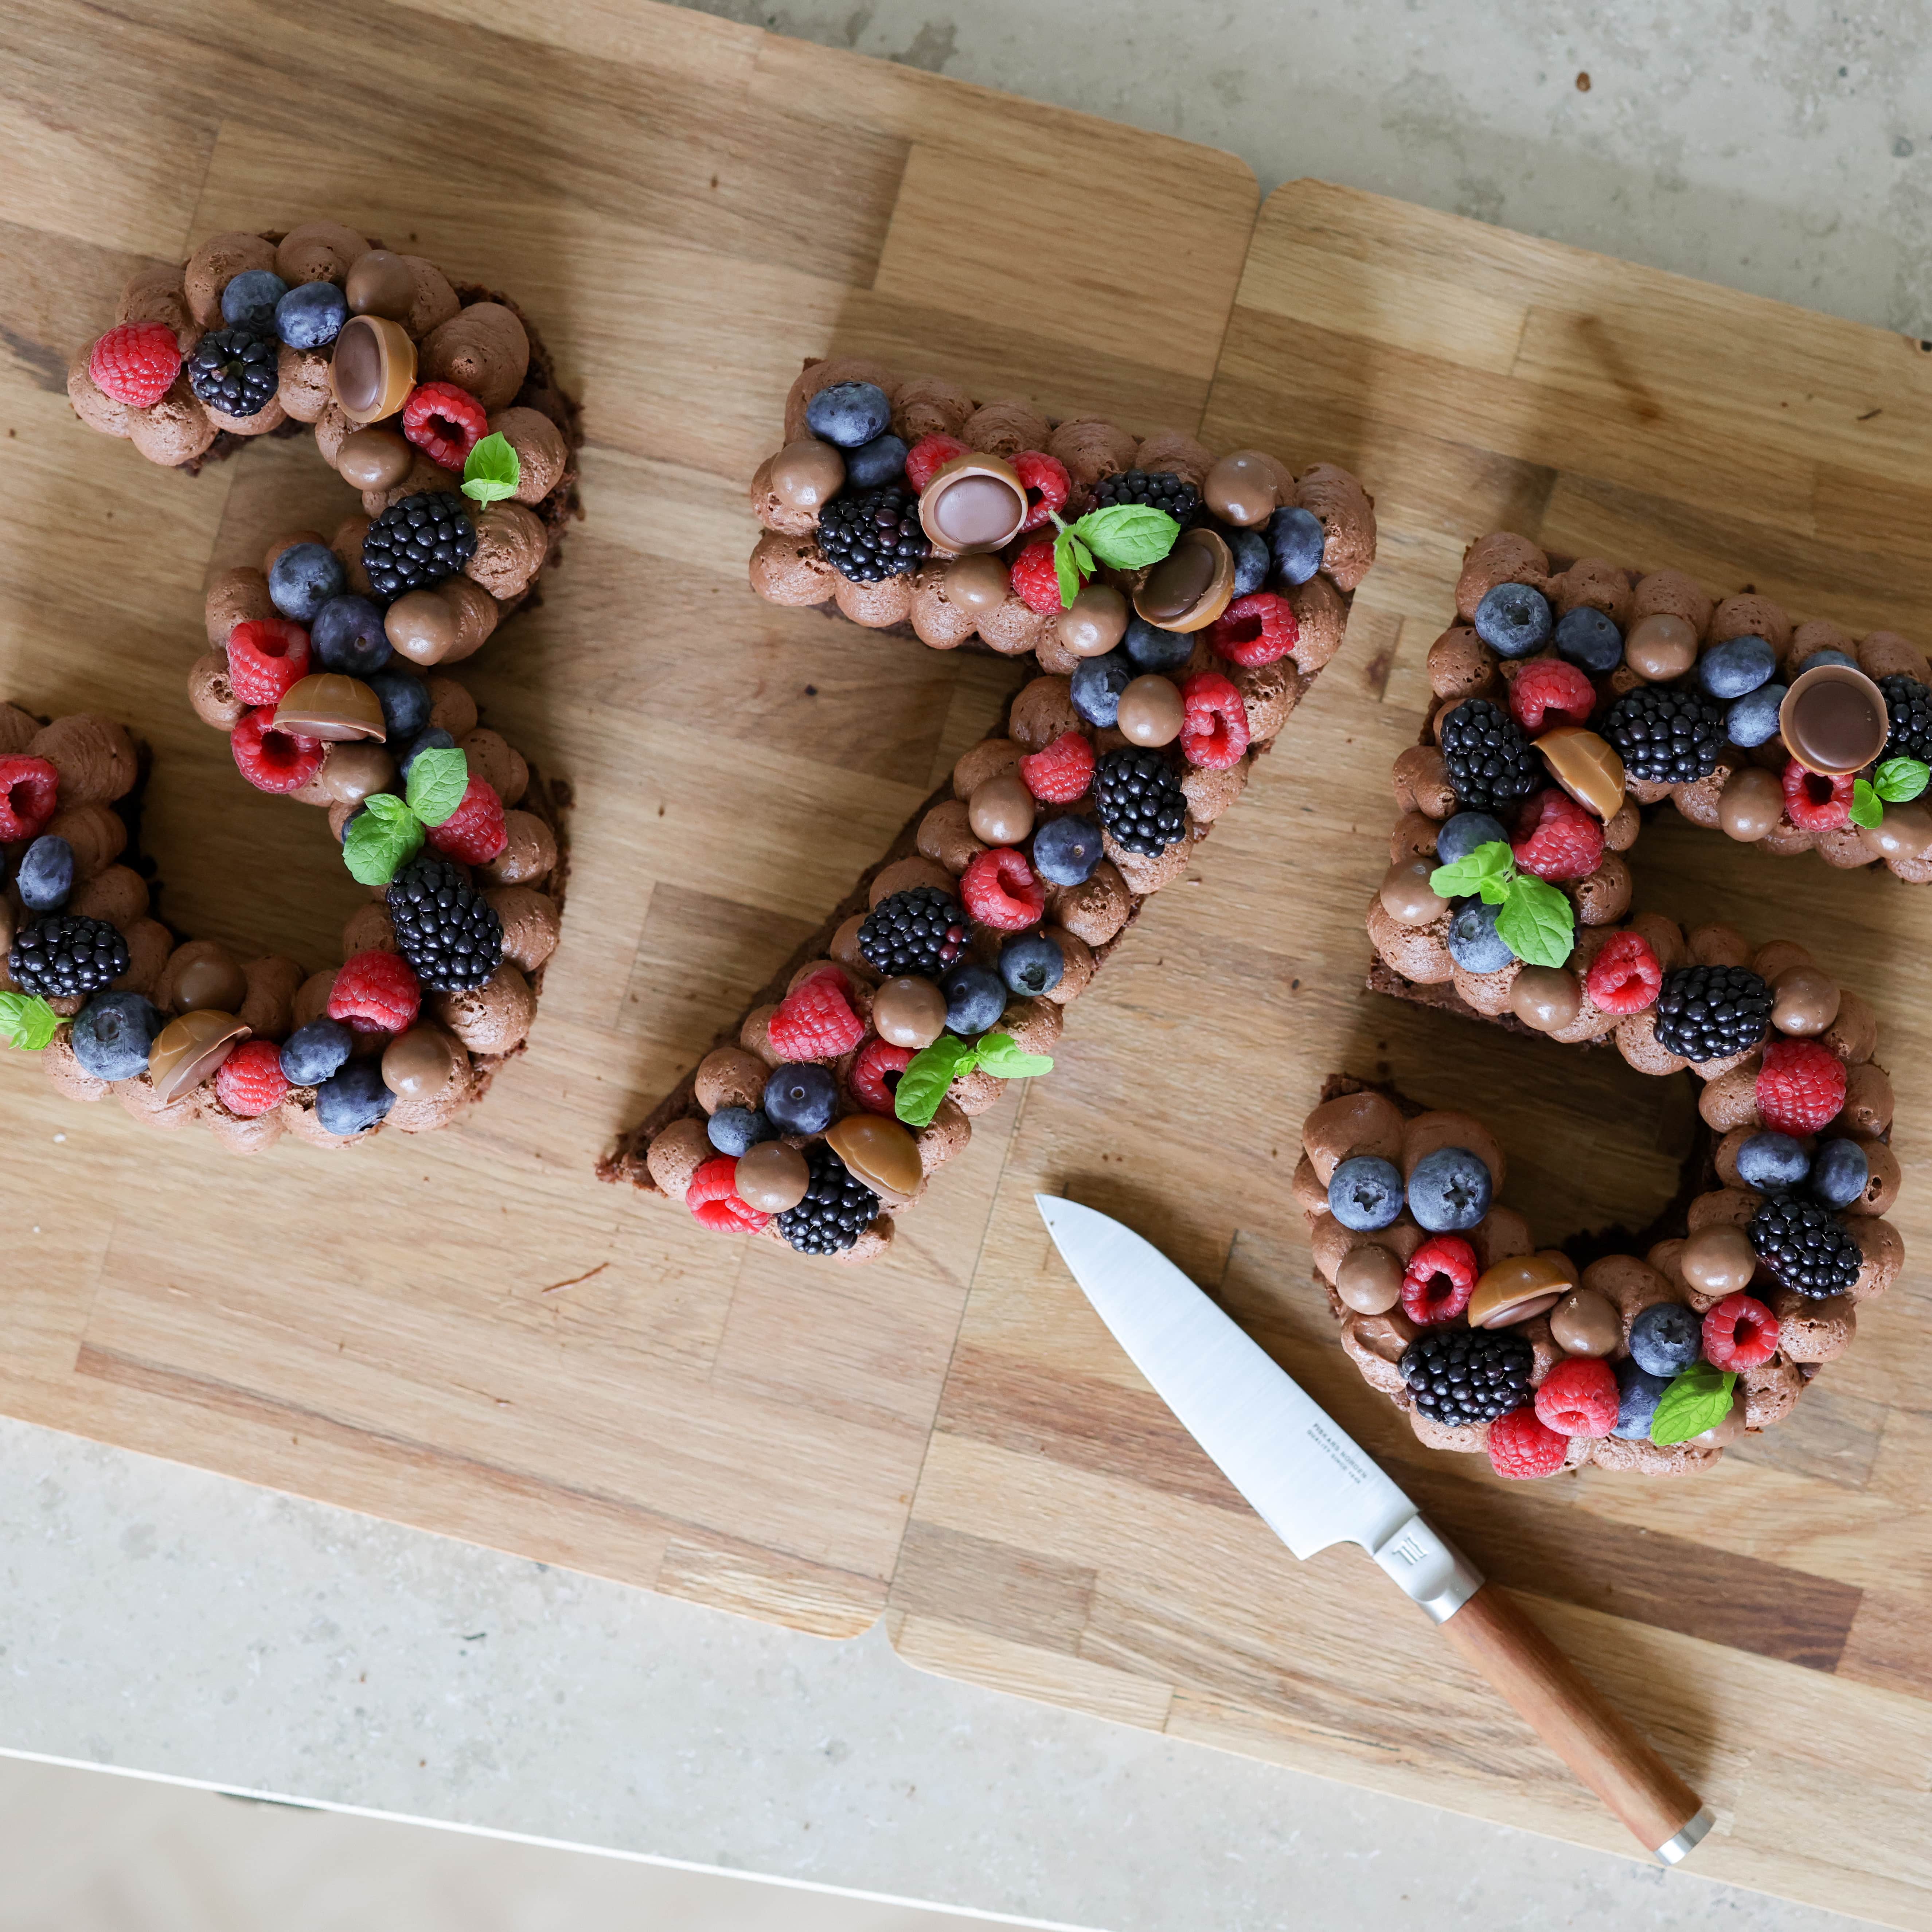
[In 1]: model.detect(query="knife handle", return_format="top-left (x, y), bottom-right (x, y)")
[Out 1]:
top-left (1437, 1581), bottom-right (1711, 1862)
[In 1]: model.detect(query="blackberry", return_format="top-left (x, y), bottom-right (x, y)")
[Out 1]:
top-left (1878, 672), bottom-right (1932, 765)
top-left (816, 485), bottom-right (927, 582)
top-left (1749, 1196), bottom-right (1862, 1299)
top-left (857, 886), bottom-right (968, 979)
top-left (1092, 746), bottom-right (1188, 855)
top-left (1399, 1328), bottom-right (1534, 1429)
top-left (362, 491), bottom-right (477, 598)
top-left (1089, 468), bottom-right (1201, 524)
top-left (184, 325), bottom-right (279, 418)
top-left (1603, 685), bottom-right (1723, 784)
top-left (386, 854), bottom-right (504, 992)
top-left (1650, 963), bottom-right (1771, 1062)
top-left (776, 1142), bottom-right (879, 1255)
top-left (1438, 698), bottom-right (1538, 812)
top-left (7, 914), bottom-right (130, 999)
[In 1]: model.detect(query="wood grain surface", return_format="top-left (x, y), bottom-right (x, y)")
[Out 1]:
top-left (890, 183), bottom-right (1932, 1925)
top-left (0, 0), bottom-right (1256, 1640)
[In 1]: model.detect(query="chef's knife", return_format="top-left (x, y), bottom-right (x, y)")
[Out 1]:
top-left (1036, 1194), bottom-right (1713, 1864)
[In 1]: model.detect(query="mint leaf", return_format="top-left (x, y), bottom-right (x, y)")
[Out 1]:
top-left (1071, 504), bottom-right (1180, 571)
top-left (1428, 841), bottom-right (1513, 901)
top-left (0, 992), bottom-right (60, 1051)
top-left (972, 1031), bottom-right (1054, 1079)
top-left (406, 747), bottom-right (469, 827)
top-left (1053, 528), bottom-right (1081, 610)
top-left (1651, 1362), bottom-right (1737, 1446)
top-left (1875, 756), bottom-right (1930, 804)
top-left (1850, 778), bottom-right (1884, 830)
top-left (363, 791), bottom-right (415, 827)
top-left (342, 799), bottom-right (424, 887)
top-left (893, 1035), bottom-right (979, 1128)
top-left (461, 430), bottom-right (521, 505)
top-left (1495, 872), bottom-right (1574, 968)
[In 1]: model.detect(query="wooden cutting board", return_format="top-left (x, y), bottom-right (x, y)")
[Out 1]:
top-left (0, 0), bottom-right (1256, 1639)
top-left (889, 182), bottom-right (1932, 1927)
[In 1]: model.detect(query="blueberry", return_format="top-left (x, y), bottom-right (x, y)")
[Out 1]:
top-left (366, 670), bottom-right (430, 742)
top-left (1225, 526), bottom-right (1270, 597)
top-left (1811, 1137), bottom-right (1871, 1210)
top-left (16, 835), bottom-right (74, 912)
top-left (1698, 635), bottom-right (1776, 700)
top-left (220, 268), bottom-right (288, 332)
top-left (1725, 682), bottom-right (1787, 748)
top-left (1735, 1131), bottom-right (1810, 1193)
top-left (279, 1018), bottom-right (354, 1087)
top-left (761, 1062), bottom-right (838, 1135)
top-left (1629, 1300), bottom-right (1703, 1377)
top-left (1406, 1145), bottom-right (1493, 1232)
top-left (1612, 1358), bottom-right (1673, 1439)
top-left (1435, 811), bottom-right (1510, 866)
top-left (276, 280), bottom-right (347, 350)
top-left (337, 803), bottom-right (366, 846)
top-left (1553, 605), bottom-right (1625, 674)
top-left (1070, 650), bottom-right (1132, 727)
top-left (310, 593), bottom-right (391, 676)
top-left (940, 961), bottom-right (1007, 1037)
top-left (1121, 618), bottom-right (1193, 674)
top-left (1327, 1155), bottom-right (1405, 1231)
top-left (397, 727), bottom-right (457, 782)
top-left (1032, 814), bottom-right (1104, 887)
top-left (1802, 648), bottom-right (1859, 671)
top-left (803, 382), bottom-right (891, 449)
top-left (1267, 505), bottom-right (1324, 586)
top-left (999, 932), bottom-right (1065, 998)
top-left (1474, 581), bottom-right (1554, 659)
top-left (707, 1105), bottom-right (774, 1156)
top-left (843, 432), bottom-right (908, 490)
top-left (1446, 898), bottom-right (1514, 974)
top-left (70, 991), bottom-right (161, 1082)
top-left (268, 542), bottom-right (347, 622)
top-left (315, 1059), bottom-right (395, 1136)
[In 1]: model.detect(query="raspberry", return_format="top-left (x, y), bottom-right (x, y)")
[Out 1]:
top-left (88, 321), bottom-right (182, 409)
top-left (1584, 929), bottom-right (1662, 1015)
top-left (768, 967), bottom-right (865, 1061)
top-left (401, 381), bottom-right (489, 469)
top-left (1179, 671), bottom-right (1250, 770)
top-left (1702, 1292), bottom-right (1779, 1369)
top-left (1756, 1036), bottom-right (1847, 1135)
top-left (1013, 450), bottom-right (1070, 532)
top-left (226, 617), bottom-right (312, 706)
top-left (1487, 1406), bottom-right (1569, 1479)
top-left (215, 1039), bottom-right (290, 1118)
top-left (328, 949), bottom-right (422, 1035)
top-left (0, 756), bottom-right (59, 839)
top-left (904, 433), bottom-right (969, 492)
top-left (426, 773), bottom-right (508, 864)
top-left (960, 847), bottom-right (1047, 931)
top-left (1781, 759), bottom-right (1854, 831)
top-left (850, 1037), bottom-right (914, 1115)
top-left (1510, 659), bottom-right (1597, 733)
top-left (231, 708), bottom-right (324, 794)
top-left (1020, 731), bottom-right (1096, 804)
top-left (686, 1155), bottom-right (771, 1235)
top-left (1207, 592), bottom-right (1299, 669)
top-left (1400, 1234), bottom-right (1478, 1326)
top-left (1534, 1356), bottom-right (1619, 1436)
top-left (1009, 538), bottom-right (1063, 615)
top-left (1511, 787), bottom-right (1604, 882)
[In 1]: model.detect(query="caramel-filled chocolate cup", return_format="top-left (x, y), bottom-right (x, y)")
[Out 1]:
top-left (918, 455), bottom-right (1027, 556)
top-left (1779, 663), bottom-right (1890, 776)
top-left (1467, 1250), bottom-right (1577, 1328)
top-left (825, 1114), bottom-right (923, 1202)
top-left (1535, 725), bottom-right (1626, 822)
top-left (1132, 528), bottom-right (1234, 633)
top-left (274, 673), bottom-right (387, 742)
top-left (148, 1009), bottom-right (247, 1106)
top-left (331, 314), bottom-right (417, 423)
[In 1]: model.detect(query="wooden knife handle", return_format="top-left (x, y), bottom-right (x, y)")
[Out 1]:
top-left (1438, 1581), bottom-right (1706, 1858)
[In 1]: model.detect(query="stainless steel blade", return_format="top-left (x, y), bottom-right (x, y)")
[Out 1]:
top-left (1037, 1195), bottom-right (1480, 1617)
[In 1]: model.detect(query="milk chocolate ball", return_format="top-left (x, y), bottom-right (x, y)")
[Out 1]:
top-left (336, 426), bottom-right (413, 491)
top-left (345, 249), bottom-right (418, 321)
top-left (1625, 613), bottom-right (1698, 681)
top-left (1378, 857), bottom-right (1447, 927)
top-left (319, 741), bottom-right (397, 806)
top-left (1510, 965), bottom-right (1581, 1033)
top-left (385, 588), bottom-right (458, 666)
top-left (1858, 799), bottom-right (1932, 862)
top-left (1771, 965), bottom-right (1841, 1036)
top-left (873, 975), bottom-right (947, 1049)
top-left (1718, 765), bottom-right (1784, 842)
top-left (1117, 675), bottom-right (1184, 747)
top-left (1202, 451), bottom-right (1280, 528)
top-left (381, 1026), bottom-right (464, 1100)
top-left (944, 552), bottom-right (1011, 614)
top-left (171, 947), bottom-right (248, 1015)
top-left (1549, 1286), bottom-right (1621, 1357)
top-left (1691, 1387), bottom-right (1747, 1448)
top-left (736, 1140), bottom-right (810, 1213)
top-left (1336, 1245), bottom-right (1404, 1315)
top-left (1681, 1222), bottom-right (1757, 1296)
top-left (968, 773), bottom-right (1035, 846)
top-left (768, 438), bottom-right (845, 514)
top-left (1056, 583), bottom-right (1129, 657)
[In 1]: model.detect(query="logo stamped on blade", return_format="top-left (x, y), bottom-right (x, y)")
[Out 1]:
top-left (1307, 1420), bottom-right (1368, 1486)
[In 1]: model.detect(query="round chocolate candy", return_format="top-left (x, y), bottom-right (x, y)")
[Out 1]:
top-left (918, 456), bottom-right (1027, 556)
top-left (943, 552), bottom-right (1011, 615)
top-left (1680, 1222), bottom-right (1757, 1296)
top-left (319, 741), bottom-right (397, 806)
top-left (1624, 613), bottom-right (1698, 682)
top-left (1378, 857), bottom-right (1447, 928)
top-left (384, 588), bottom-right (459, 666)
top-left (274, 673), bottom-right (386, 742)
top-left (169, 946), bottom-right (248, 1016)
top-left (330, 313), bottom-right (416, 422)
top-left (1510, 965), bottom-right (1581, 1033)
top-left (1133, 528), bottom-right (1234, 633)
top-left (1335, 1245), bottom-right (1404, 1315)
top-left (344, 249), bottom-right (417, 321)
top-left (1548, 1286), bottom-right (1621, 1357)
top-left (1690, 1387), bottom-right (1748, 1448)
top-left (1202, 450), bottom-right (1281, 528)
top-left (336, 426), bottom-right (414, 492)
top-left (767, 438), bottom-right (846, 514)
top-left (1771, 965), bottom-right (1841, 1036)
top-left (1056, 584), bottom-right (1129, 658)
top-left (825, 1113), bottom-right (922, 1201)
top-left (381, 1025), bottom-right (465, 1101)
top-left (148, 1009), bottom-right (246, 1105)
top-left (1467, 1250), bottom-right (1577, 1329)
top-left (873, 975), bottom-right (948, 1049)
top-left (736, 1140), bottom-right (811, 1213)
top-left (1859, 798), bottom-right (1932, 862)
top-left (968, 774), bottom-right (1036, 846)
top-left (1116, 675), bottom-right (1184, 747)
top-left (1717, 765), bottom-right (1785, 842)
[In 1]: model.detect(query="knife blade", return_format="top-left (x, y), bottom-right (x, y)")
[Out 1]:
top-left (1036, 1194), bottom-right (1714, 1865)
